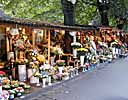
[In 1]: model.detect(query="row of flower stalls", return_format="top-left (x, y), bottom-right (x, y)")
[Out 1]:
top-left (0, 17), bottom-right (99, 99)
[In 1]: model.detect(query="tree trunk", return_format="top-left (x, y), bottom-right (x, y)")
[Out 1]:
top-left (100, 10), bottom-right (109, 26)
top-left (61, 0), bottom-right (75, 25)
top-left (97, 0), bottom-right (109, 26)
top-left (61, 0), bottom-right (75, 53)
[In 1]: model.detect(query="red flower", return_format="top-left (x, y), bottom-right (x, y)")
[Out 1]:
top-left (0, 71), bottom-right (6, 75)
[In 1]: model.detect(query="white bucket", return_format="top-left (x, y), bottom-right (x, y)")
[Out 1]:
top-left (18, 65), bottom-right (27, 82)
top-left (27, 68), bottom-right (37, 84)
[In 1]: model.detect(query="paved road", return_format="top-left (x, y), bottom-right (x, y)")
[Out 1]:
top-left (22, 57), bottom-right (128, 100)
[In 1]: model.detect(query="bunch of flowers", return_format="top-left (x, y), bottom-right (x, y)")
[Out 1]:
top-left (36, 54), bottom-right (45, 62)
top-left (2, 84), bottom-right (11, 90)
top-left (77, 48), bottom-right (88, 56)
top-left (14, 87), bottom-right (24, 97)
top-left (56, 60), bottom-right (65, 66)
top-left (8, 90), bottom-right (16, 100)
top-left (2, 78), bottom-right (10, 85)
top-left (15, 59), bottom-right (29, 65)
top-left (11, 81), bottom-right (19, 88)
top-left (71, 42), bottom-right (81, 49)
top-left (34, 71), bottom-right (42, 78)
top-left (15, 39), bottom-right (25, 51)
top-left (23, 84), bottom-right (31, 89)
top-left (0, 90), bottom-right (9, 100)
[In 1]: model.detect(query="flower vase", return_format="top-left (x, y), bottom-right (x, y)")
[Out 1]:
top-left (48, 76), bottom-right (52, 86)
top-left (64, 73), bottom-right (69, 80)
top-left (80, 56), bottom-right (85, 66)
top-left (36, 77), bottom-right (40, 87)
top-left (73, 49), bottom-right (77, 58)
top-left (75, 68), bottom-right (79, 76)
top-left (82, 67), bottom-right (86, 72)
top-left (112, 47), bottom-right (116, 58)
top-left (27, 68), bottom-right (37, 84)
top-left (42, 78), bottom-right (47, 88)
top-left (58, 66), bottom-right (63, 74)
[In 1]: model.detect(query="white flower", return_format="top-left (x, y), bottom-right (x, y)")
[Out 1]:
top-left (71, 42), bottom-right (81, 46)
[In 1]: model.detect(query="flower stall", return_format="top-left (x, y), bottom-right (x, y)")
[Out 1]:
top-left (0, 17), bottom-right (127, 99)
top-left (0, 17), bottom-right (101, 98)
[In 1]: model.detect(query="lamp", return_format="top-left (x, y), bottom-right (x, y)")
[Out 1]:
top-left (10, 25), bottom-right (19, 36)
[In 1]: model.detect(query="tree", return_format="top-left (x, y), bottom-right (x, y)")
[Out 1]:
top-left (61, 0), bottom-right (75, 25)
top-left (0, 0), bottom-right (127, 28)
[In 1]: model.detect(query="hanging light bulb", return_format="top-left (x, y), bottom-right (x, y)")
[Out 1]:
top-left (10, 28), bottom-right (19, 35)
top-left (10, 24), bottom-right (19, 36)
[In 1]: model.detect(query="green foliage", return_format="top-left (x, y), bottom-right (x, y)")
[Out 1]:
top-left (0, 0), bottom-right (127, 27)
top-left (75, 0), bottom-right (97, 25)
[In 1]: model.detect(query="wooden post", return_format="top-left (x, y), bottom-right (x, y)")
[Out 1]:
top-left (6, 27), bottom-right (10, 53)
top-left (32, 30), bottom-right (35, 48)
top-left (48, 30), bottom-right (50, 64)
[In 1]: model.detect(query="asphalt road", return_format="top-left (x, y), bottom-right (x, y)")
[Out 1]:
top-left (21, 57), bottom-right (128, 100)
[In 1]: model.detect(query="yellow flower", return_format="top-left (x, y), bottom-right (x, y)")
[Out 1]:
top-left (77, 48), bottom-right (88, 52)
top-left (36, 54), bottom-right (45, 62)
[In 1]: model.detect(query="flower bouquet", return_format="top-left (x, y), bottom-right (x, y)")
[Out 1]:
top-left (8, 90), bottom-right (16, 100)
top-left (36, 54), bottom-right (45, 62)
top-left (14, 87), bottom-right (24, 97)
top-left (2, 78), bottom-right (10, 85)
top-left (77, 48), bottom-right (88, 56)
top-left (56, 60), bottom-right (65, 66)
top-left (0, 90), bottom-right (9, 100)
top-left (56, 60), bottom-right (65, 74)
top-left (11, 81), bottom-right (19, 88)
top-left (2, 84), bottom-right (11, 90)
top-left (19, 82), bottom-right (26, 87)
top-left (23, 84), bottom-right (31, 94)
top-left (71, 42), bottom-right (81, 49)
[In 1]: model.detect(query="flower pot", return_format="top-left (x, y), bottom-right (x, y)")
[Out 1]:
top-left (48, 76), bottom-right (52, 86)
top-left (18, 65), bottom-right (27, 82)
top-left (36, 77), bottom-right (40, 87)
top-left (73, 49), bottom-right (77, 58)
top-left (75, 68), bottom-right (79, 75)
top-left (42, 78), bottom-right (47, 88)
top-left (27, 69), bottom-right (37, 84)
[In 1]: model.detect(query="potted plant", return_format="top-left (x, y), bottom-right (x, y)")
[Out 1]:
top-left (77, 48), bottom-right (88, 56)
top-left (56, 60), bottom-right (65, 74)
top-left (71, 42), bottom-right (81, 58)
top-left (77, 48), bottom-right (88, 66)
